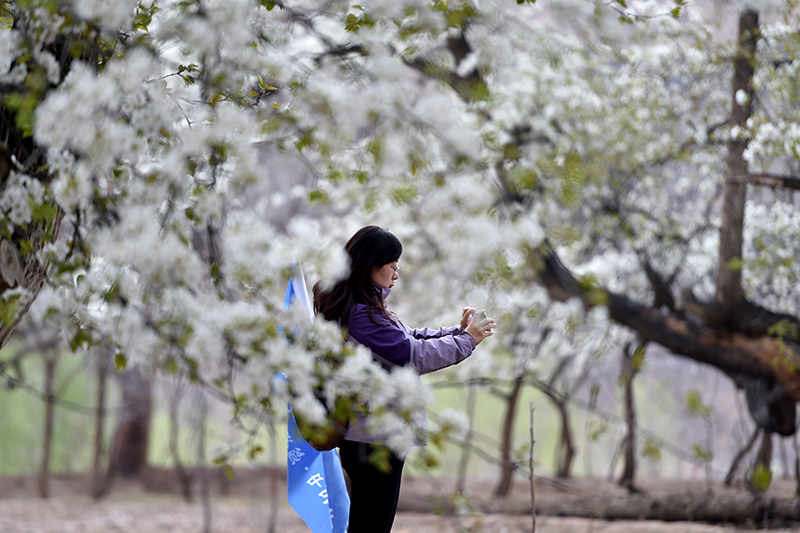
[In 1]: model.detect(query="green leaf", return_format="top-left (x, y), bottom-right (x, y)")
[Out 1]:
top-left (686, 390), bottom-right (711, 419)
top-left (631, 343), bottom-right (646, 371)
top-left (767, 319), bottom-right (800, 341)
top-left (588, 420), bottom-right (607, 442)
top-left (510, 168), bottom-right (538, 191)
top-left (725, 256), bottom-right (745, 271)
top-left (68, 329), bottom-right (92, 351)
top-left (750, 464), bottom-right (772, 492)
top-left (115, 354), bottom-right (127, 371)
top-left (0, 297), bottom-right (21, 327)
top-left (692, 443), bottom-right (712, 462)
top-left (345, 13), bottom-right (361, 33)
top-left (308, 189), bottom-right (329, 204)
top-left (18, 239), bottom-right (33, 256)
top-left (133, 6), bottom-right (153, 31)
top-left (390, 184), bottom-right (418, 205)
top-left (31, 202), bottom-right (57, 222)
top-left (248, 445), bottom-right (264, 461)
top-left (258, 76), bottom-right (278, 91)
top-left (561, 152), bottom-right (587, 206)
top-left (641, 439), bottom-right (662, 462)
top-left (368, 445), bottom-right (392, 473)
top-left (295, 129), bottom-right (314, 152)
top-left (224, 465), bottom-right (235, 480)
top-left (104, 282), bottom-right (120, 302)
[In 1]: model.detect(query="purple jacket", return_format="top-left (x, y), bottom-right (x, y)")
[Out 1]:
top-left (343, 287), bottom-right (476, 444)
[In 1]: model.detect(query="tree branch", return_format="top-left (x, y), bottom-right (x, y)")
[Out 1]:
top-left (535, 245), bottom-right (800, 403)
top-left (734, 173), bottom-right (800, 191)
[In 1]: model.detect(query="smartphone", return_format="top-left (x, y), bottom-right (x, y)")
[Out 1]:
top-left (471, 310), bottom-right (492, 333)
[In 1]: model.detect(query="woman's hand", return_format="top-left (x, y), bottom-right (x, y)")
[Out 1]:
top-left (465, 309), bottom-right (496, 346)
top-left (461, 306), bottom-right (477, 331)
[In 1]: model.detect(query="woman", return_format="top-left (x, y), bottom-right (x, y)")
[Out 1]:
top-left (313, 225), bottom-right (495, 533)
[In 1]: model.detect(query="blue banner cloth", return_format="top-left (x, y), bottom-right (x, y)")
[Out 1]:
top-left (287, 412), bottom-right (350, 533)
top-left (284, 263), bottom-right (350, 533)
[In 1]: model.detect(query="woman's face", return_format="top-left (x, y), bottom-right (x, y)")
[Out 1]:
top-left (371, 261), bottom-right (399, 289)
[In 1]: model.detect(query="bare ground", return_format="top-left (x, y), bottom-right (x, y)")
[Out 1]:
top-left (0, 468), bottom-right (797, 532)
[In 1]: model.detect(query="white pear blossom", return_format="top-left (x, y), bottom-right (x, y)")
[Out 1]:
top-left (0, 0), bottom-right (797, 459)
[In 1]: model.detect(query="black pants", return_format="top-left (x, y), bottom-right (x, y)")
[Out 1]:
top-left (339, 439), bottom-right (405, 533)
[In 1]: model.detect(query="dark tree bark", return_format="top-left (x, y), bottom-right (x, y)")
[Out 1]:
top-left (716, 10), bottom-right (758, 323)
top-left (107, 369), bottom-right (152, 487)
top-left (755, 430), bottom-right (772, 472)
top-left (536, 240), bottom-right (800, 435)
top-left (540, 387), bottom-right (575, 479)
top-left (494, 374), bottom-right (524, 497)
top-left (725, 426), bottom-right (761, 485)
top-left (535, 354), bottom-right (585, 480)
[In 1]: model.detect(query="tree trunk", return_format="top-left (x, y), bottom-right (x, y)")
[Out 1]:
top-left (554, 400), bottom-right (574, 479)
top-left (168, 378), bottom-right (193, 502)
top-left (725, 425), bottom-right (761, 485)
top-left (715, 10), bottom-right (759, 322)
top-left (494, 374), bottom-right (524, 497)
top-left (107, 368), bottom-right (152, 490)
top-left (196, 388), bottom-right (212, 533)
top-left (619, 346), bottom-right (638, 491)
top-left (535, 492), bottom-right (800, 523)
top-left (779, 436), bottom-right (790, 480)
top-left (456, 383), bottom-right (477, 493)
top-left (541, 388), bottom-right (574, 479)
top-left (38, 353), bottom-right (57, 499)
top-left (399, 486), bottom-right (800, 524)
top-left (755, 430), bottom-right (772, 471)
top-left (92, 348), bottom-right (109, 499)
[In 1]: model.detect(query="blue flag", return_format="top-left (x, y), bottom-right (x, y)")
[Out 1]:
top-left (287, 411), bottom-right (350, 533)
top-left (284, 264), bottom-right (350, 533)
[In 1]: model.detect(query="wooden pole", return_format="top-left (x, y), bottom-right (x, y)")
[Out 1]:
top-left (529, 403), bottom-right (536, 533)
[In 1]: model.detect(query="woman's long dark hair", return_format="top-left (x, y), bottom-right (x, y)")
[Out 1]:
top-left (313, 226), bottom-right (402, 329)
